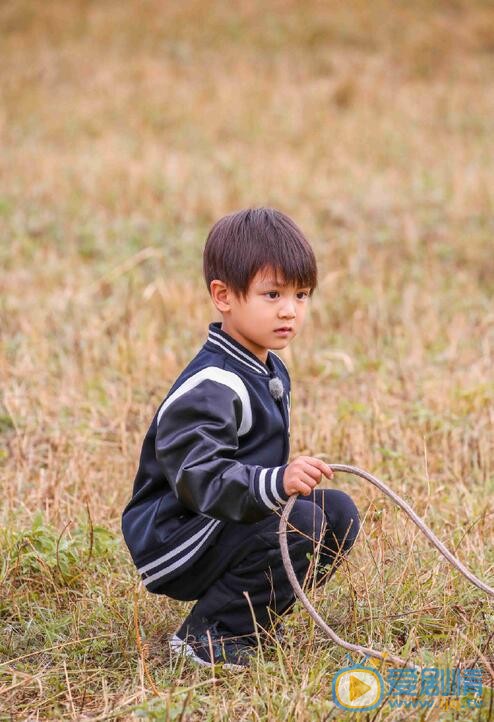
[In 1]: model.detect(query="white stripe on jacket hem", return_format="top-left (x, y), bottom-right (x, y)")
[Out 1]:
top-left (138, 519), bottom-right (220, 575)
top-left (141, 519), bottom-right (222, 586)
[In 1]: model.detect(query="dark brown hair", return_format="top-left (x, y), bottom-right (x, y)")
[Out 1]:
top-left (203, 207), bottom-right (318, 300)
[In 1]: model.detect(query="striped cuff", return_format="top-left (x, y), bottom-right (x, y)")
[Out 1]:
top-left (253, 464), bottom-right (290, 513)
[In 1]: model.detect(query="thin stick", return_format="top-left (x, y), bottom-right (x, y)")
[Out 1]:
top-left (279, 464), bottom-right (494, 669)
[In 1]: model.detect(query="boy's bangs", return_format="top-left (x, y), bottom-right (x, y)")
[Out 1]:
top-left (255, 252), bottom-right (317, 292)
top-left (204, 207), bottom-right (318, 298)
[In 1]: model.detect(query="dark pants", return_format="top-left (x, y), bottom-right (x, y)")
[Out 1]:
top-left (158, 488), bottom-right (360, 637)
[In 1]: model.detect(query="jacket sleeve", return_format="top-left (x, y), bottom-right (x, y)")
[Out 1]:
top-left (154, 376), bottom-right (290, 522)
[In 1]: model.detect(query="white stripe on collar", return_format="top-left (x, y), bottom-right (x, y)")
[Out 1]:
top-left (269, 350), bottom-right (289, 376)
top-left (208, 329), bottom-right (269, 375)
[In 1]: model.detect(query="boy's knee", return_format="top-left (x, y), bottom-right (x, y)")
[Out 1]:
top-left (287, 500), bottom-right (326, 548)
top-left (326, 490), bottom-right (360, 550)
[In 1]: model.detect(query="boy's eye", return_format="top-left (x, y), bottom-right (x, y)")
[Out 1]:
top-left (264, 290), bottom-right (310, 300)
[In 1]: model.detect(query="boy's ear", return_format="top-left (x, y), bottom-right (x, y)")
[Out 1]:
top-left (210, 279), bottom-right (233, 313)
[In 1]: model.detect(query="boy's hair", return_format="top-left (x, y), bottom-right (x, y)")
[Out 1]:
top-left (203, 207), bottom-right (318, 300)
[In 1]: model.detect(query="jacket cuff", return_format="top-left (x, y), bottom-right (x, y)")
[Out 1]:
top-left (253, 464), bottom-right (290, 513)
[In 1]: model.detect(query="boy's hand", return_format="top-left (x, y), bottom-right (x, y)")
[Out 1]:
top-left (283, 456), bottom-right (334, 497)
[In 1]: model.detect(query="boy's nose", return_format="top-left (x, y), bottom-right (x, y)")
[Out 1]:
top-left (279, 303), bottom-right (296, 319)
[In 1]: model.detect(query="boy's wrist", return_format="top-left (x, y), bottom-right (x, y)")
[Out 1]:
top-left (253, 464), bottom-right (290, 512)
top-left (275, 465), bottom-right (291, 503)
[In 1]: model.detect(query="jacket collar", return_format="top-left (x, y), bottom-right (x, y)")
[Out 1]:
top-left (205, 322), bottom-right (274, 376)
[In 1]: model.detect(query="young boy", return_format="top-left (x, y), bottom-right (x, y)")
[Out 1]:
top-left (122, 207), bottom-right (360, 670)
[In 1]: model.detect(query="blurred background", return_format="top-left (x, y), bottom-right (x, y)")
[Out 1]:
top-left (1, 1), bottom-right (493, 718)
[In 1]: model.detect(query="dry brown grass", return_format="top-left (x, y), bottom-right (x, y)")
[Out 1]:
top-left (1, 0), bottom-right (493, 719)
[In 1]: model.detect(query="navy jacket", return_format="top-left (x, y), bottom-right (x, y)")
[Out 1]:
top-left (122, 321), bottom-right (292, 592)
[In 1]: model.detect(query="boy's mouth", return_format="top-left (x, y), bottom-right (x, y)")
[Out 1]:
top-left (274, 327), bottom-right (293, 335)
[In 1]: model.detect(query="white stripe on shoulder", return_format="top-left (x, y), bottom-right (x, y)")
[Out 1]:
top-left (157, 366), bottom-right (252, 436)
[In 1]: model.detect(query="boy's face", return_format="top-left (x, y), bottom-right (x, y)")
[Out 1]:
top-left (211, 266), bottom-right (312, 364)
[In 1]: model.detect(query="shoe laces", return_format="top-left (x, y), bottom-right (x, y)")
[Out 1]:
top-left (196, 621), bottom-right (257, 657)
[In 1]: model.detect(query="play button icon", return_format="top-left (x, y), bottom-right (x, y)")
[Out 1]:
top-left (350, 673), bottom-right (372, 700)
top-left (332, 664), bottom-right (384, 711)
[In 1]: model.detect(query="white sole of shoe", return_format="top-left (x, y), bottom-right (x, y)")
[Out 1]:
top-left (169, 633), bottom-right (247, 671)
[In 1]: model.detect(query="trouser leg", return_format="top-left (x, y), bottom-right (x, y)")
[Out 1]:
top-left (189, 498), bottom-right (328, 636)
top-left (160, 488), bottom-right (360, 637)
top-left (270, 488), bottom-right (361, 621)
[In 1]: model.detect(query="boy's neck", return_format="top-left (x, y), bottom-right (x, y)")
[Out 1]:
top-left (220, 321), bottom-right (269, 365)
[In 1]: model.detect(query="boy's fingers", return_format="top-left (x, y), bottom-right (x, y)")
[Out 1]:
top-left (298, 471), bottom-right (318, 488)
top-left (305, 458), bottom-right (334, 479)
top-left (301, 463), bottom-right (322, 482)
top-left (294, 481), bottom-right (314, 496)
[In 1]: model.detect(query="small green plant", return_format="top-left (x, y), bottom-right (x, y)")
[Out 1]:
top-left (3, 512), bottom-right (119, 586)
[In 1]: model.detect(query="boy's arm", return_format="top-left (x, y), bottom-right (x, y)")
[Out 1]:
top-left (155, 373), bottom-right (290, 523)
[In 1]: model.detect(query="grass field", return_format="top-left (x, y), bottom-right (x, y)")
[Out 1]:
top-left (1, 0), bottom-right (494, 719)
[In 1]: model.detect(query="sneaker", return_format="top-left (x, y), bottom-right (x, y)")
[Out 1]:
top-left (169, 615), bottom-right (259, 671)
top-left (274, 621), bottom-right (286, 644)
top-left (261, 621), bottom-right (286, 646)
